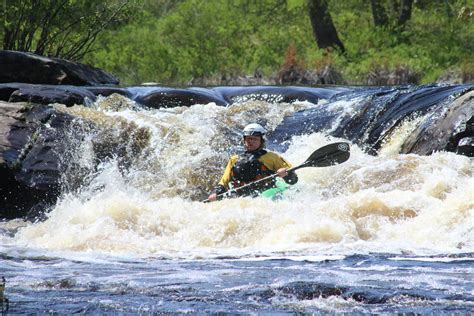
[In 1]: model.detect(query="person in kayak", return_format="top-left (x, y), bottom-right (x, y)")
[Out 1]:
top-left (207, 123), bottom-right (298, 201)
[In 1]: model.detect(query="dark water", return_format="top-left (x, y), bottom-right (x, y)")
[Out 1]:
top-left (1, 250), bottom-right (473, 314)
top-left (1, 83), bottom-right (473, 314)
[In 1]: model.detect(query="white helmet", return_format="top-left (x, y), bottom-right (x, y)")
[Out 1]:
top-left (243, 123), bottom-right (266, 137)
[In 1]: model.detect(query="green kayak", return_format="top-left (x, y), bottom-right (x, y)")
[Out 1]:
top-left (260, 178), bottom-right (290, 200)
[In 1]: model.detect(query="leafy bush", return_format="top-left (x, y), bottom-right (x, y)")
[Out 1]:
top-left (83, 0), bottom-right (474, 85)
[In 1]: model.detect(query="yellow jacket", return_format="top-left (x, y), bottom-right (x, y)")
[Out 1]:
top-left (218, 151), bottom-right (293, 190)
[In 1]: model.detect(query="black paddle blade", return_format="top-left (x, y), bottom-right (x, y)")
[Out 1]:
top-left (303, 142), bottom-right (350, 168)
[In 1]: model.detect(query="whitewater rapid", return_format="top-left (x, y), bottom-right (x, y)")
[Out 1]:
top-left (1, 96), bottom-right (471, 259)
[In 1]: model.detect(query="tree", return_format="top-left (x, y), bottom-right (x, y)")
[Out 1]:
top-left (307, 0), bottom-right (345, 53)
top-left (1, 0), bottom-right (134, 60)
top-left (397, 0), bottom-right (414, 26)
top-left (370, 0), bottom-right (414, 29)
top-left (371, 0), bottom-right (389, 27)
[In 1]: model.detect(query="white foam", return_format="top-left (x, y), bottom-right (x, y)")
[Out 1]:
top-left (8, 98), bottom-right (474, 259)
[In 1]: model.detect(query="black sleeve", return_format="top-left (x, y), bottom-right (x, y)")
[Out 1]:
top-left (283, 170), bottom-right (298, 185)
top-left (214, 184), bottom-right (227, 195)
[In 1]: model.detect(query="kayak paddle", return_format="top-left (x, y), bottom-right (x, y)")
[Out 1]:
top-left (203, 142), bottom-right (350, 202)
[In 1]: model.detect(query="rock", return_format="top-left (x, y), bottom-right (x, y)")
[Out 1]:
top-left (437, 68), bottom-right (463, 84)
top-left (218, 74), bottom-right (274, 86)
top-left (135, 88), bottom-right (227, 108)
top-left (400, 90), bottom-right (474, 155)
top-left (1, 83), bottom-right (131, 107)
top-left (405, 95), bottom-right (474, 157)
top-left (190, 71), bottom-right (274, 86)
top-left (0, 99), bottom-right (152, 219)
top-left (8, 84), bottom-right (96, 107)
top-left (0, 50), bottom-right (119, 86)
top-left (456, 136), bottom-right (474, 156)
top-left (85, 87), bottom-right (132, 98)
top-left (214, 86), bottom-right (345, 104)
top-left (0, 101), bottom-right (74, 219)
top-left (0, 84), bottom-right (20, 101)
top-left (268, 84), bottom-right (474, 156)
top-left (367, 65), bottom-right (420, 85)
top-left (277, 64), bottom-right (345, 85)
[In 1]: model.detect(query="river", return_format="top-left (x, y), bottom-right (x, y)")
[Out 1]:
top-left (1, 85), bottom-right (473, 314)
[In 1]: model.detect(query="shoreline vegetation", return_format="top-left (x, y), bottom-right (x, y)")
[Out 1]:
top-left (1, 1), bottom-right (473, 87)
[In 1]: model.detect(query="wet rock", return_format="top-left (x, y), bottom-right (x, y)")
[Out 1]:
top-left (8, 85), bottom-right (96, 107)
top-left (0, 101), bottom-right (74, 219)
top-left (401, 89), bottom-right (474, 156)
top-left (0, 99), bottom-right (152, 219)
top-left (268, 281), bottom-right (433, 305)
top-left (0, 50), bottom-right (118, 86)
top-left (0, 83), bottom-right (23, 101)
top-left (456, 136), bottom-right (474, 156)
top-left (269, 84), bottom-right (474, 157)
top-left (85, 87), bottom-right (132, 98)
top-left (277, 281), bottom-right (345, 300)
top-left (135, 88), bottom-right (227, 108)
top-left (214, 86), bottom-right (346, 104)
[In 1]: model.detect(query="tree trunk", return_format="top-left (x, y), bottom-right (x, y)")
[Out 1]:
top-left (370, 0), bottom-right (389, 27)
top-left (397, 0), bottom-right (413, 27)
top-left (370, 0), bottom-right (413, 29)
top-left (307, 0), bottom-right (345, 53)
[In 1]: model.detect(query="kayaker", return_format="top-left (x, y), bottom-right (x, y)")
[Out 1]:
top-left (207, 123), bottom-right (298, 201)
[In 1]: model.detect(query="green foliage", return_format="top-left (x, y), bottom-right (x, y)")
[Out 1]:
top-left (82, 0), bottom-right (474, 85)
top-left (326, 0), bottom-right (474, 84)
top-left (1, 0), bottom-right (136, 60)
top-left (86, 0), bottom-right (309, 84)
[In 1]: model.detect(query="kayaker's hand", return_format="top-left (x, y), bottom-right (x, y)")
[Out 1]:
top-left (208, 193), bottom-right (218, 202)
top-left (276, 167), bottom-right (288, 178)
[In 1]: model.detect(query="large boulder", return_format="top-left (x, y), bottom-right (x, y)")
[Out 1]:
top-left (401, 90), bottom-right (474, 156)
top-left (0, 50), bottom-right (119, 86)
top-left (0, 83), bottom-right (133, 106)
top-left (8, 84), bottom-right (97, 106)
top-left (0, 98), bottom-right (152, 219)
top-left (0, 101), bottom-right (75, 219)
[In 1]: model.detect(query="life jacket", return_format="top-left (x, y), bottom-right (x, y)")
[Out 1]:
top-left (230, 149), bottom-right (275, 189)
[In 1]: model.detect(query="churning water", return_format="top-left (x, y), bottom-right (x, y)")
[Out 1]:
top-left (1, 89), bottom-right (473, 314)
